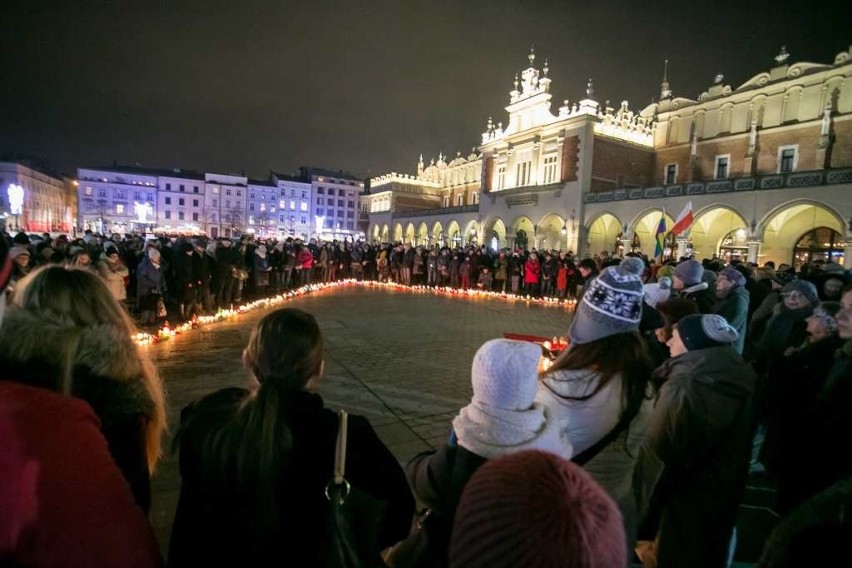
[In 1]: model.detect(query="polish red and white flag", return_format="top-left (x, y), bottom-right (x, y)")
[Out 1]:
top-left (670, 201), bottom-right (693, 236)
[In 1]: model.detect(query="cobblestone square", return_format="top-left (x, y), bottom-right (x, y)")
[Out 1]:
top-left (148, 287), bottom-right (774, 565)
top-left (149, 288), bottom-right (571, 553)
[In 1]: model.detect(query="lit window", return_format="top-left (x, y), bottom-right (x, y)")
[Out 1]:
top-left (279, 200), bottom-right (286, 208)
top-left (543, 155), bottom-right (558, 184)
top-left (290, 200), bottom-right (296, 210)
top-left (116, 204), bottom-right (125, 214)
top-left (85, 187), bottom-right (93, 196)
top-left (300, 202), bottom-right (308, 212)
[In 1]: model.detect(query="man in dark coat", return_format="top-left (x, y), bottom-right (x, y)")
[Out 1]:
top-left (714, 267), bottom-right (750, 354)
top-left (673, 259), bottom-right (714, 314)
top-left (635, 314), bottom-right (756, 568)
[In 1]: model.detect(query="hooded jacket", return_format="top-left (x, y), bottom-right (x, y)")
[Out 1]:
top-left (678, 281), bottom-right (714, 314)
top-left (635, 346), bottom-right (756, 568)
top-left (0, 309), bottom-right (157, 513)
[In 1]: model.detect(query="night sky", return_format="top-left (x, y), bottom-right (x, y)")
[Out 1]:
top-left (1, 0), bottom-right (848, 179)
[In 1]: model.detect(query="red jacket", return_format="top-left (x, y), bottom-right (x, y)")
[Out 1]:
top-left (0, 380), bottom-right (161, 567)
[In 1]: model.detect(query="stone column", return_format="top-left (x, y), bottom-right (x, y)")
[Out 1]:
top-left (844, 239), bottom-right (852, 270)
top-left (747, 240), bottom-right (762, 264)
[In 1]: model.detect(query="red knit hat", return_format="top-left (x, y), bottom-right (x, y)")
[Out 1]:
top-left (449, 450), bottom-right (626, 568)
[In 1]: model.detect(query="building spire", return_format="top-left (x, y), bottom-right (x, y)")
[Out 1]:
top-left (660, 59), bottom-right (672, 100)
top-left (528, 45), bottom-right (536, 67)
top-left (586, 78), bottom-right (595, 99)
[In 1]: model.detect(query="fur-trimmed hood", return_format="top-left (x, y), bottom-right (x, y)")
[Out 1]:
top-left (0, 308), bottom-right (144, 384)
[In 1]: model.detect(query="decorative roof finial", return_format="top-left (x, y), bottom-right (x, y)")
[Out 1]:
top-left (542, 58), bottom-right (549, 77)
top-left (775, 46), bottom-right (790, 65)
top-left (528, 45), bottom-right (536, 66)
top-left (514, 74), bottom-right (519, 90)
top-left (586, 78), bottom-right (594, 99)
top-left (714, 73), bottom-right (724, 84)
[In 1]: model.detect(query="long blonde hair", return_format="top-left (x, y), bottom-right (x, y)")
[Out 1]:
top-left (11, 265), bottom-right (167, 471)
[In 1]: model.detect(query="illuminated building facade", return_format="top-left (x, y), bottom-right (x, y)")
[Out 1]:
top-left (0, 161), bottom-right (72, 234)
top-left (366, 46), bottom-right (852, 268)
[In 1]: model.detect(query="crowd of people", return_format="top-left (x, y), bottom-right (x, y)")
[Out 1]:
top-left (1, 228), bottom-right (851, 567)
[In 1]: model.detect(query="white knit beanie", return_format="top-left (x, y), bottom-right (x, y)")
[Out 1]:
top-left (471, 339), bottom-right (540, 411)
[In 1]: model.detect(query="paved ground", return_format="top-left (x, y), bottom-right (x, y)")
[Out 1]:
top-left (147, 286), bottom-right (776, 564)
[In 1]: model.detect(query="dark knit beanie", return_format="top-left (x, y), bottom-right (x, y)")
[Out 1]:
top-left (719, 267), bottom-right (746, 288)
top-left (782, 280), bottom-right (820, 306)
top-left (676, 314), bottom-right (738, 351)
top-left (449, 450), bottom-right (626, 568)
top-left (674, 259), bottom-right (704, 286)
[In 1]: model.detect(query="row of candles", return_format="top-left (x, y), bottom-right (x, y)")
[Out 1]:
top-left (132, 280), bottom-right (578, 346)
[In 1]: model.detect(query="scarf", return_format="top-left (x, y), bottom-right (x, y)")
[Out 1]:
top-left (452, 400), bottom-right (573, 460)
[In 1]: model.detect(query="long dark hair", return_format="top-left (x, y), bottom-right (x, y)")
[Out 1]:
top-left (195, 308), bottom-right (324, 542)
top-left (540, 332), bottom-right (653, 448)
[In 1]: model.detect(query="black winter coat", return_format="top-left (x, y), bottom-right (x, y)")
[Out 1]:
top-left (635, 346), bottom-right (756, 568)
top-left (169, 388), bottom-right (414, 567)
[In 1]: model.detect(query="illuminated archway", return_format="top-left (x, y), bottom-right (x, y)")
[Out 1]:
top-left (446, 220), bottom-right (461, 247)
top-left (689, 206), bottom-right (748, 260)
top-left (759, 201), bottom-right (845, 267)
top-left (462, 219), bottom-right (479, 245)
top-left (508, 215), bottom-right (535, 250)
top-left (431, 221), bottom-right (444, 247)
top-left (393, 223), bottom-right (403, 243)
top-left (586, 213), bottom-right (623, 257)
top-left (483, 217), bottom-right (507, 250)
top-left (417, 222), bottom-right (429, 246)
top-left (630, 209), bottom-right (675, 259)
top-left (537, 213), bottom-right (566, 251)
top-left (718, 229), bottom-right (750, 262)
top-left (793, 227), bottom-right (845, 268)
top-left (380, 224), bottom-right (389, 242)
top-left (405, 223), bottom-right (416, 245)
top-left (371, 224), bottom-right (380, 242)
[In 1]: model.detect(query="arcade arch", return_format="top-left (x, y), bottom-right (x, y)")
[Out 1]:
top-left (462, 219), bottom-right (479, 245)
top-left (537, 213), bottom-right (566, 251)
top-left (431, 221), bottom-right (444, 247)
top-left (759, 201), bottom-right (845, 267)
top-left (393, 223), bottom-right (403, 243)
top-left (380, 224), bottom-right (389, 242)
top-left (689, 206), bottom-right (748, 261)
top-left (446, 220), bottom-right (461, 247)
top-left (483, 217), bottom-right (507, 250)
top-left (586, 213), bottom-right (623, 257)
top-left (417, 222), bottom-right (429, 246)
top-left (404, 223), bottom-right (416, 245)
top-left (508, 215), bottom-right (535, 250)
top-left (631, 209), bottom-right (674, 259)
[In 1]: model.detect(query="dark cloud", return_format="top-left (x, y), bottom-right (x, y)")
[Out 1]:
top-left (1, 0), bottom-right (847, 177)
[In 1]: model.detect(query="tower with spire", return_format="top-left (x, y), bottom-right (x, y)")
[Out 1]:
top-left (660, 59), bottom-right (672, 100)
